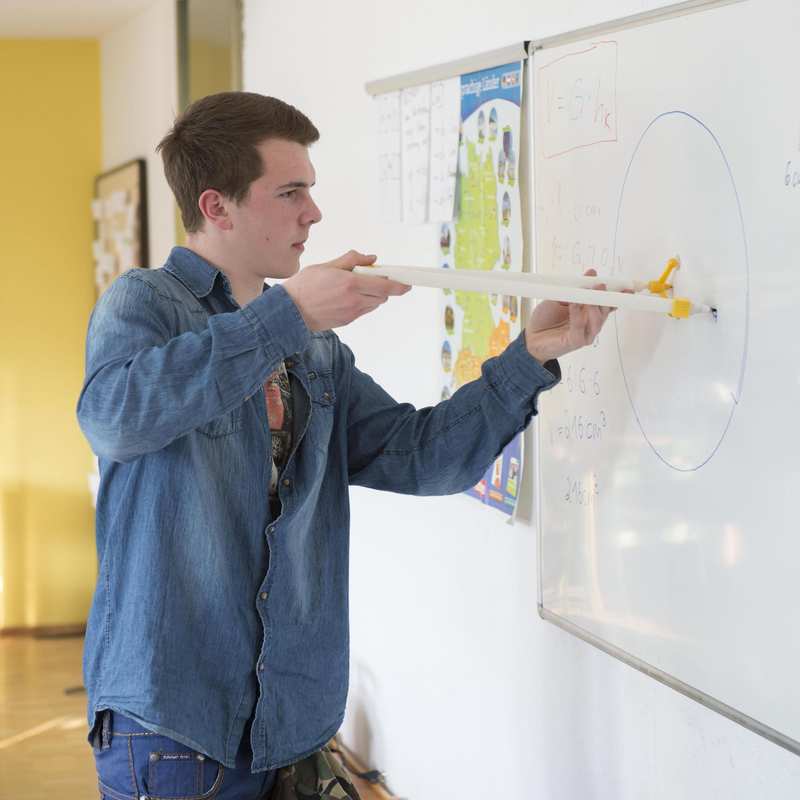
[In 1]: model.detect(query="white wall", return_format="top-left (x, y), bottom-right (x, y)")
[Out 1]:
top-left (101, 0), bottom-right (178, 267)
top-left (243, 1), bottom-right (800, 797)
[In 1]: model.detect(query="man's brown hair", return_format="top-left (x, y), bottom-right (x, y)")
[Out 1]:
top-left (157, 92), bottom-right (320, 233)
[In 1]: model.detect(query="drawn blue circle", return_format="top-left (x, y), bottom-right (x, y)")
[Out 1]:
top-left (612, 111), bottom-right (750, 472)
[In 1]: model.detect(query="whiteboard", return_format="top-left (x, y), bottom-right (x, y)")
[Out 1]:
top-left (533, 0), bottom-right (800, 753)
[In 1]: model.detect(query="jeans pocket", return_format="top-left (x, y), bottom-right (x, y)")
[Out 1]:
top-left (145, 750), bottom-right (224, 799)
top-left (94, 725), bottom-right (225, 800)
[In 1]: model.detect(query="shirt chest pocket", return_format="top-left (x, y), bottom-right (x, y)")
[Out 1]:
top-left (197, 405), bottom-right (243, 438)
top-left (303, 371), bottom-right (336, 454)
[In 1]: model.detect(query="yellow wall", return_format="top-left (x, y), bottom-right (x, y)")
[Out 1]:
top-left (0, 40), bottom-right (101, 630)
top-left (172, 37), bottom-right (234, 246)
top-left (189, 38), bottom-right (233, 101)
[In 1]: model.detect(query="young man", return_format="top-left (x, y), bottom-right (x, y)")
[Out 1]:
top-left (78, 92), bottom-right (610, 798)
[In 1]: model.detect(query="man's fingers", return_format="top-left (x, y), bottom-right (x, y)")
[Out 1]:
top-left (568, 302), bottom-right (603, 345)
top-left (353, 274), bottom-right (411, 298)
top-left (568, 302), bottom-right (586, 328)
top-left (587, 302), bottom-right (611, 340)
top-left (587, 307), bottom-right (605, 340)
top-left (584, 309), bottom-right (594, 343)
top-left (529, 298), bottom-right (570, 331)
top-left (565, 303), bottom-right (585, 344)
top-left (328, 250), bottom-right (378, 270)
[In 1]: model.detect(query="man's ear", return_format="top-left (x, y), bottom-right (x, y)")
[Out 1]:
top-left (197, 189), bottom-right (233, 231)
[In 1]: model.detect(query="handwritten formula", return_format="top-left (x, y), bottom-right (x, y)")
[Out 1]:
top-left (538, 41), bottom-right (618, 159)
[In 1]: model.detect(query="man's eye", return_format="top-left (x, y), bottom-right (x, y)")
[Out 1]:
top-left (281, 190), bottom-right (297, 198)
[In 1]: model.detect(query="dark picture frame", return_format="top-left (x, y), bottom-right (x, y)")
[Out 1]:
top-left (91, 158), bottom-right (149, 297)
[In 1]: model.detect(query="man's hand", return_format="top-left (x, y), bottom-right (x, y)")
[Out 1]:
top-left (283, 251), bottom-right (411, 332)
top-left (525, 269), bottom-right (613, 363)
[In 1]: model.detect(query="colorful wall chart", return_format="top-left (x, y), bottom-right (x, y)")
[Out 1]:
top-left (437, 62), bottom-right (524, 515)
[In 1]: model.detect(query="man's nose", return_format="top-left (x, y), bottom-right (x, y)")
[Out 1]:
top-left (301, 198), bottom-right (322, 226)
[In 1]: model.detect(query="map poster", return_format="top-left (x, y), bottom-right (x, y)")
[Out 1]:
top-left (437, 61), bottom-right (524, 516)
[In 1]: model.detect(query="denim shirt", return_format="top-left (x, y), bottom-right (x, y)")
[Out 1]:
top-left (77, 246), bottom-right (560, 771)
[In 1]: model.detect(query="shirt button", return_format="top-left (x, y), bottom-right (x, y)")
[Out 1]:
top-left (322, 392), bottom-right (331, 402)
top-left (260, 592), bottom-right (268, 601)
top-left (268, 526), bottom-right (276, 535)
top-left (285, 358), bottom-right (295, 369)
top-left (282, 478), bottom-right (291, 488)
top-left (307, 371), bottom-right (317, 380)
top-left (258, 663), bottom-right (265, 672)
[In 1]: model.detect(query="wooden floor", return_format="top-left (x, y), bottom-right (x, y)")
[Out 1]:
top-left (0, 635), bottom-right (97, 798)
top-left (0, 636), bottom-right (390, 799)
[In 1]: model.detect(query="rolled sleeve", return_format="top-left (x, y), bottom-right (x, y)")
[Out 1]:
top-left (481, 332), bottom-right (561, 417)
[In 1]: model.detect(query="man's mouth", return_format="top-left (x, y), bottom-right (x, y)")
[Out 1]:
top-left (292, 241), bottom-right (306, 252)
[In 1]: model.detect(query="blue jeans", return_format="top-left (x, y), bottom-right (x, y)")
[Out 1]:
top-left (92, 712), bottom-right (277, 799)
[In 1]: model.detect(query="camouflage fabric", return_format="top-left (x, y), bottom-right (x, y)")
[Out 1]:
top-left (271, 744), bottom-right (362, 800)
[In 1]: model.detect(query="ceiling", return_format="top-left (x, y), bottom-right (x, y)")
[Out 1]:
top-left (0, 0), bottom-right (159, 38)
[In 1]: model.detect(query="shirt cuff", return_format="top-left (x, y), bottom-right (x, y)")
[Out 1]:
top-left (241, 285), bottom-right (311, 364)
top-left (482, 333), bottom-right (561, 415)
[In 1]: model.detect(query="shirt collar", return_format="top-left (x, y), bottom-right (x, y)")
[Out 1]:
top-left (163, 246), bottom-right (229, 299)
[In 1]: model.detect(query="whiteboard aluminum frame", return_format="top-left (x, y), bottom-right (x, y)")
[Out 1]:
top-left (531, 0), bottom-right (800, 759)
top-left (528, 0), bottom-right (746, 55)
top-left (538, 608), bottom-right (800, 757)
top-left (365, 43), bottom-right (527, 95)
